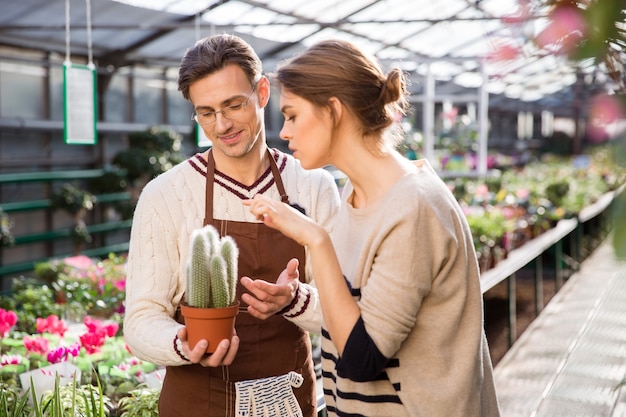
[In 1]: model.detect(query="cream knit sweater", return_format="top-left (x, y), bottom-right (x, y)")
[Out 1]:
top-left (322, 160), bottom-right (500, 417)
top-left (124, 149), bottom-right (339, 365)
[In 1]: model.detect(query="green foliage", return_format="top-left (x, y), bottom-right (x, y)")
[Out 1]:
top-left (50, 184), bottom-right (97, 216)
top-left (86, 169), bottom-right (128, 194)
top-left (36, 374), bottom-right (112, 417)
top-left (186, 225), bottom-right (239, 308)
top-left (465, 209), bottom-right (510, 249)
top-left (0, 383), bottom-right (31, 417)
top-left (612, 189), bottom-right (626, 260)
top-left (34, 254), bottom-right (126, 321)
top-left (0, 279), bottom-right (61, 334)
top-left (545, 181), bottom-right (570, 207)
top-left (112, 126), bottom-right (185, 183)
top-left (117, 386), bottom-right (160, 417)
top-left (0, 208), bottom-right (14, 247)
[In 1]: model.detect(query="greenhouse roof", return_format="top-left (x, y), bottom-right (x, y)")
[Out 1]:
top-left (0, 0), bottom-right (623, 115)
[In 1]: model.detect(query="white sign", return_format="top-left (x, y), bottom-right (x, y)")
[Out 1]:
top-left (63, 62), bottom-right (97, 144)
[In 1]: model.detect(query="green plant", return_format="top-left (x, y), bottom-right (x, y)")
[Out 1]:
top-left (0, 383), bottom-right (31, 416)
top-left (186, 225), bottom-right (238, 309)
top-left (35, 373), bottom-right (112, 417)
top-left (86, 169), bottom-right (128, 194)
top-left (50, 183), bottom-right (97, 252)
top-left (44, 254), bottom-right (127, 320)
top-left (50, 183), bottom-right (97, 216)
top-left (0, 208), bottom-right (14, 247)
top-left (544, 181), bottom-right (570, 208)
top-left (112, 126), bottom-right (185, 184)
top-left (117, 386), bottom-right (160, 417)
top-left (0, 279), bottom-right (62, 334)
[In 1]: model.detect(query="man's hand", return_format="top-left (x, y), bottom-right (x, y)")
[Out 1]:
top-left (177, 327), bottom-right (240, 367)
top-left (240, 258), bottom-right (300, 320)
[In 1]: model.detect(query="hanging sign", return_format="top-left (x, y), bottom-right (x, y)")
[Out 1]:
top-left (63, 62), bottom-right (97, 144)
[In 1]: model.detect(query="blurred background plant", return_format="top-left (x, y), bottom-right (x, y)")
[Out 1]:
top-left (50, 183), bottom-right (97, 254)
top-left (35, 254), bottom-right (126, 323)
top-left (0, 208), bottom-right (14, 248)
top-left (112, 126), bottom-right (186, 201)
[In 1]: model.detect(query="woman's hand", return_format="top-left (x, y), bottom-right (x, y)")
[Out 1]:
top-left (243, 194), bottom-right (324, 247)
top-left (177, 327), bottom-right (240, 367)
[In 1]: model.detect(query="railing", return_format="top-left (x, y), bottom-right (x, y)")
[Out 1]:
top-left (479, 185), bottom-right (623, 347)
top-left (0, 169), bottom-right (132, 280)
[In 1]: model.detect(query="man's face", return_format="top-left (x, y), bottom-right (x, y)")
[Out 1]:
top-left (189, 64), bottom-right (267, 160)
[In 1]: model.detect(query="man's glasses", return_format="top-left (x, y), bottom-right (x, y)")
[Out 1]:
top-left (192, 82), bottom-right (257, 125)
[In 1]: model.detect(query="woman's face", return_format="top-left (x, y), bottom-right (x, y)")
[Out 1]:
top-left (279, 89), bottom-right (333, 170)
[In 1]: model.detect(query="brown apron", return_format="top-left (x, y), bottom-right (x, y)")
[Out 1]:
top-left (159, 149), bottom-right (316, 417)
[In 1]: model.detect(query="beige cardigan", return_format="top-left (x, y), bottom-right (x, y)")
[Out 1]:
top-left (321, 160), bottom-right (500, 417)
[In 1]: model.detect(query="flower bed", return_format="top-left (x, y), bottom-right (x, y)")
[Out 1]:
top-left (451, 145), bottom-right (626, 270)
top-left (0, 255), bottom-right (162, 416)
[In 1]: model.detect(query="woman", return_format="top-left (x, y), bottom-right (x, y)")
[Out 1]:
top-left (245, 39), bottom-right (500, 417)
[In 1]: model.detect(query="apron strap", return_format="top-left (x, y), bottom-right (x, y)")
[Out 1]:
top-left (204, 148), bottom-right (290, 225)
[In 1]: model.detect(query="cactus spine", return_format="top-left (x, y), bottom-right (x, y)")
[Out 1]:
top-left (186, 225), bottom-right (239, 308)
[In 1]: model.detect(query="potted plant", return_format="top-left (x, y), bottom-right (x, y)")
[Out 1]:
top-left (180, 225), bottom-right (239, 354)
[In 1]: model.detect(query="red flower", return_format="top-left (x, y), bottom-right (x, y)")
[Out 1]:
top-left (79, 331), bottom-right (105, 354)
top-left (36, 314), bottom-right (68, 337)
top-left (0, 309), bottom-right (17, 338)
top-left (79, 316), bottom-right (119, 354)
top-left (23, 336), bottom-right (50, 355)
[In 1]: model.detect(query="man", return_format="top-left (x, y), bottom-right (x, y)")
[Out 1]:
top-left (124, 34), bottom-right (339, 417)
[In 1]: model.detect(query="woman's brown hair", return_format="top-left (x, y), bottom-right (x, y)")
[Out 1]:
top-left (274, 39), bottom-right (409, 148)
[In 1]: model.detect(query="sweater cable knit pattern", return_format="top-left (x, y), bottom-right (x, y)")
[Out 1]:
top-left (124, 148), bottom-right (339, 366)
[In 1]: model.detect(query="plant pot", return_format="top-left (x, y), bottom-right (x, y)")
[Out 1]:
top-left (180, 302), bottom-right (239, 354)
top-left (19, 362), bottom-right (81, 403)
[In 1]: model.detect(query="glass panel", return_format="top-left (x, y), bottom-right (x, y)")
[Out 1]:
top-left (0, 61), bottom-right (45, 118)
top-left (133, 67), bottom-right (163, 124)
top-left (104, 72), bottom-right (130, 123)
top-left (50, 65), bottom-right (64, 121)
top-left (166, 67), bottom-right (191, 126)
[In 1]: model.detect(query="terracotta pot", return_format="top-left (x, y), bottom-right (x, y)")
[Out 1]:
top-left (180, 301), bottom-right (239, 354)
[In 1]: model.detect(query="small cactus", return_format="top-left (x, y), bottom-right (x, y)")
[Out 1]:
top-left (186, 225), bottom-right (239, 308)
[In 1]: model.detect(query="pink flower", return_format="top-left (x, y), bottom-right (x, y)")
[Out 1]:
top-left (502, 207), bottom-right (516, 220)
top-left (476, 184), bottom-right (489, 197)
top-left (79, 331), bottom-right (105, 354)
top-left (114, 279), bottom-right (126, 292)
top-left (79, 316), bottom-right (119, 354)
top-left (84, 316), bottom-right (118, 338)
top-left (0, 309), bottom-right (17, 337)
top-left (63, 255), bottom-right (94, 270)
top-left (487, 41), bottom-right (521, 62)
top-left (516, 188), bottom-right (530, 200)
top-left (587, 94), bottom-right (626, 143)
top-left (535, 6), bottom-right (586, 55)
top-left (47, 346), bottom-right (69, 364)
top-left (46, 342), bottom-right (80, 364)
top-left (23, 336), bottom-right (50, 355)
top-left (67, 342), bottom-right (81, 357)
top-left (1, 354), bottom-right (23, 366)
top-left (36, 315), bottom-right (68, 337)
